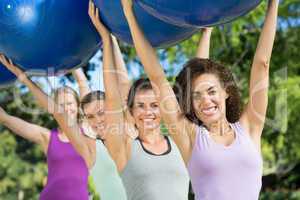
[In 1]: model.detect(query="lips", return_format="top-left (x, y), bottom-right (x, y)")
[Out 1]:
top-left (93, 124), bottom-right (104, 131)
top-left (143, 118), bottom-right (155, 122)
top-left (201, 106), bottom-right (218, 116)
top-left (66, 110), bottom-right (76, 115)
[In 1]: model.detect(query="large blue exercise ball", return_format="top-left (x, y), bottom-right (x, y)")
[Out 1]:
top-left (93, 0), bottom-right (198, 48)
top-left (136, 0), bottom-right (262, 27)
top-left (0, 0), bottom-right (101, 76)
top-left (0, 64), bottom-right (16, 88)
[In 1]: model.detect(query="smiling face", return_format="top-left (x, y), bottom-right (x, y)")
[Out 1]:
top-left (192, 73), bottom-right (228, 126)
top-left (174, 58), bottom-right (242, 125)
top-left (56, 89), bottom-right (79, 120)
top-left (131, 89), bottom-right (161, 133)
top-left (83, 99), bottom-right (105, 138)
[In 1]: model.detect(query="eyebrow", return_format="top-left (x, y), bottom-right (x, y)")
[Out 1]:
top-left (207, 86), bottom-right (215, 91)
top-left (192, 86), bottom-right (216, 93)
top-left (135, 102), bottom-right (158, 105)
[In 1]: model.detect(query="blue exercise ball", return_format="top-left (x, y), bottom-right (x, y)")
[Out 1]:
top-left (93, 0), bottom-right (198, 48)
top-left (0, 64), bottom-right (16, 88)
top-left (0, 0), bottom-right (101, 76)
top-left (136, 0), bottom-right (262, 27)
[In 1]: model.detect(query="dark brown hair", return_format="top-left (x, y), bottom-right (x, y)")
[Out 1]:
top-left (173, 58), bottom-right (242, 125)
top-left (80, 90), bottom-right (105, 112)
top-left (127, 78), bottom-right (152, 113)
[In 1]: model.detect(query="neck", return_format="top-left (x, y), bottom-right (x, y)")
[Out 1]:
top-left (138, 128), bottom-right (163, 144)
top-left (98, 131), bottom-right (106, 140)
top-left (205, 118), bottom-right (231, 136)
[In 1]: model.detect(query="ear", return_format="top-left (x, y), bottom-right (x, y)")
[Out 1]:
top-left (224, 89), bottom-right (229, 99)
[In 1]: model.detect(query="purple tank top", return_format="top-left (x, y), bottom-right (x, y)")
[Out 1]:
top-left (39, 129), bottom-right (89, 200)
top-left (188, 122), bottom-right (263, 200)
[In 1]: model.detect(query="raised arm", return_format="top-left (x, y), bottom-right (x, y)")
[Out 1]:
top-left (89, 1), bottom-right (127, 171)
top-left (0, 55), bottom-right (94, 168)
top-left (121, 0), bottom-right (195, 163)
top-left (72, 68), bottom-right (91, 100)
top-left (0, 55), bottom-right (55, 115)
top-left (196, 28), bottom-right (213, 59)
top-left (241, 0), bottom-right (278, 141)
top-left (111, 36), bottom-right (131, 103)
top-left (0, 106), bottom-right (50, 153)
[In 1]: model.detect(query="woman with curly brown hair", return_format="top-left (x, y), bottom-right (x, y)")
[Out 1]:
top-left (121, 0), bottom-right (278, 199)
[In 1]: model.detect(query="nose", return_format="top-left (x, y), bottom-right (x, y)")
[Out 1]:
top-left (197, 95), bottom-right (212, 108)
top-left (144, 106), bottom-right (155, 115)
top-left (95, 114), bottom-right (104, 123)
top-left (202, 95), bottom-right (211, 103)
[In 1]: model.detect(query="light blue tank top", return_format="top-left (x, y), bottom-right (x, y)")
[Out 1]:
top-left (91, 140), bottom-right (127, 200)
top-left (188, 122), bottom-right (263, 200)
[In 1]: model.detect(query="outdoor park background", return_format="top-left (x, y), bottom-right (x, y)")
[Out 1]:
top-left (0, 1), bottom-right (299, 199)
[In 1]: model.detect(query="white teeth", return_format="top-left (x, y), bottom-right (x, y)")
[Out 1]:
top-left (201, 106), bottom-right (217, 115)
top-left (143, 118), bottom-right (154, 122)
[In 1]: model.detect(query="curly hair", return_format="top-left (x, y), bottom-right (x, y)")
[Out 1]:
top-left (173, 58), bottom-right (242, 125)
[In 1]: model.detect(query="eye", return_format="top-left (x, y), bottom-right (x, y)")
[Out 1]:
top-left (86, 115), bottom-right (94, 120)
top-left (151, 103), bottom-right (159, 108)
top-left (192, 92), bottom-right (201, 100)
top-left (208, 90), bottom-right (216, 95)
top-left (136, 104), bottom-right (144, 108)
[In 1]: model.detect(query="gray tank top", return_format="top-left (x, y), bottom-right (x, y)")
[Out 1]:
top-left (121, 136), bottom-right (189, 200)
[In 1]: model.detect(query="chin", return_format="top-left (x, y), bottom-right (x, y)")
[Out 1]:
top-left (145, 124), bottom-right (160, 131)
top-left (199, 114), bottom-right (222, 125)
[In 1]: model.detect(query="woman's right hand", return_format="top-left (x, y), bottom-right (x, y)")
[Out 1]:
top-left (0, 54), bottom-right (27, 82)
top-left (202, 27), bottom-right (213, 33)
top-left (88, 0), bottom-right (110, 40)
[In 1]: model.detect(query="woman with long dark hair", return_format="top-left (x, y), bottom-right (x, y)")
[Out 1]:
top-left (121, 0), bottom-right (278, 199)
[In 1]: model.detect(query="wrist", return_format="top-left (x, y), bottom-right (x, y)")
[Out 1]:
top-left (19, 73), bottom-right (29, 84)
top-left (101, 34), bottom-right (111, 42)
top-left (102, 36), bottom-right (113, 46)
top-left (97, 29), bottom-right (110, 41)
top-left (123, 7), bottom-right (134, 19)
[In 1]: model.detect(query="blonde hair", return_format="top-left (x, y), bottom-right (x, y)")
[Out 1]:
top-left (53, 86), bottom-right (82, 121)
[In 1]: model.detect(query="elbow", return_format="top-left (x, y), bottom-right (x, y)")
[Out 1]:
top-left (53, 112), bottom-right (76, 127)
top-left (253, 57), bottom-right (270, 71)
top-left (53, 113), bottom-right (66, 127)
top-left (148, 73), bottom-right (166, 86)
top-left (53, 111), bottom-right (64, 120)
